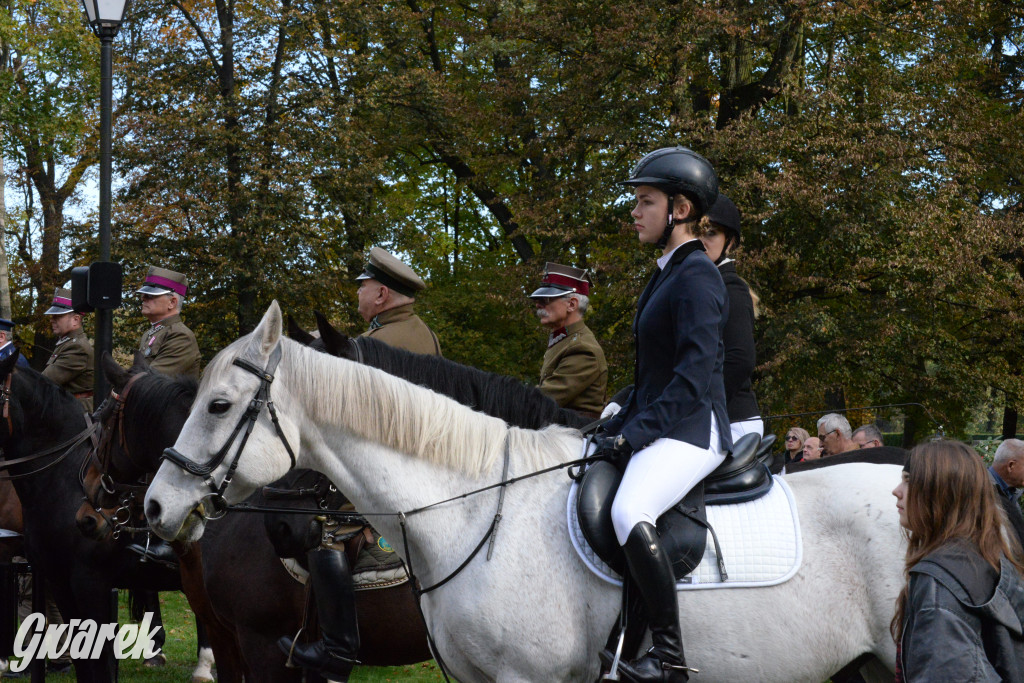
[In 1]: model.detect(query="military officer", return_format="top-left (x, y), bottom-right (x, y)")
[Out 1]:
top-left (42, 288), bottom-right (94, 411)
top-left (355, 247), bottom-right (441, 356)
top-left (128, 266), bottom-right (199, 569)
top-left (278, 248), bottom-right (442, 681)
top-left (530, 263), bottom-right (608, 417)
top-left (0, 319), bottom-right (29, 368)
top-left (136, 266), bottom-right (201, 379)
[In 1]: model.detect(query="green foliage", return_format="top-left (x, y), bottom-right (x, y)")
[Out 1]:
top-left (1, 0), bottom-right (1023, 439)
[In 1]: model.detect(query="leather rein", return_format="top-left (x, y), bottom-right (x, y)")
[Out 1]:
top-left (0, 370), bottom-right (101, 481)
top-left (160, 343), bottom-right (297, 517)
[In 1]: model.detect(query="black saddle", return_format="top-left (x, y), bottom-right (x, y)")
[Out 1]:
top-left (576, 432), bottom-right (771, 581)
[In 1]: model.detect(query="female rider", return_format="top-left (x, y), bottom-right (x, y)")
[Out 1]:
top-left (700, 194), bottom-right (763, 443)
top-left (892, 440), bottom-right (1024, 681)
top-left (599, 146), bottom-right (732, 683)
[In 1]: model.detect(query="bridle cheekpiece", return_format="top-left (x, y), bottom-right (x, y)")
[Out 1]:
top-left (160, 343), bottom-right (297, 517)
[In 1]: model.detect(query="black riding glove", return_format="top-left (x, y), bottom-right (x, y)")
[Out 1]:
top-left (593, 434), bottom-right (633, 471)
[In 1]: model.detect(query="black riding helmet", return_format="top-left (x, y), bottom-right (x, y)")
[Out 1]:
top-left (621, 147), bottom-right (719, 249)
top-left (705, 193), bottom-right (742, 263)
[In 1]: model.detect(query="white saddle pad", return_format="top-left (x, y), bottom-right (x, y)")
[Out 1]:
top-left (567, 474), bottom-right (802, 590)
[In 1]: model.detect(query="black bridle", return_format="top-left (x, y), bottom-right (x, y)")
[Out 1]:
top-left (160, 343), bottom-right (297, 516)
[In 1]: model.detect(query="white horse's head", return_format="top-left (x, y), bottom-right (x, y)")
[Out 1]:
top-left (145, 301), bottom-right (300, 541)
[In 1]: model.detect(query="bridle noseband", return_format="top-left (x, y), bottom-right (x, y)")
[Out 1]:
top-left (161, 343), bottom-right (297, 516)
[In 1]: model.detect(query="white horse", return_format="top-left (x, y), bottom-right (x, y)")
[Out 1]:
top-left (146, 302), bottom-right (905, 682)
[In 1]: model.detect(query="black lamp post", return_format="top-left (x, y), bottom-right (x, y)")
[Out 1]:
top-left (81, 0), bottom-right (129, 399)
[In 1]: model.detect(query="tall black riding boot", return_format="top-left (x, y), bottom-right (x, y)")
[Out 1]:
top-left (277, 548), bottom-right (360, 681)
top-left (616, 522), bottom-right (690, 683)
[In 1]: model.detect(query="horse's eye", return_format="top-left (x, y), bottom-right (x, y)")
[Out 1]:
top-left (208, 399), bottom-right (231, 415)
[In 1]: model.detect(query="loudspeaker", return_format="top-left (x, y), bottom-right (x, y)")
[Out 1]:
top-left (71, 266), bottom-right (93, 313)
top-left (87, 262), bottom-right (122, 310)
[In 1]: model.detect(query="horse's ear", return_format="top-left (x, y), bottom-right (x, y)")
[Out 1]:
top-left (254, 301), bottom-right (283, 357)
top-left (314, 311), bottom-right (353, 359)
top-left (131, 350), bottom-right (149, 373)
top-left (286, 314), bottom-right (315, 346)
top-left (102, 352), bottom-right (132, 391)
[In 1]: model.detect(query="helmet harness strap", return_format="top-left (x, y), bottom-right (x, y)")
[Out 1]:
top-left (657, 194), bottom-right (675, 250)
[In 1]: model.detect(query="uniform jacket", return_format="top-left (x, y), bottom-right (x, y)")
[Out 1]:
top-left (603, 240), bottom-right (732, 453)
top-left (538, 320), bottom-right (607, 417)
top-left (138, 314), bottom-right (201, 380)
top-left (42, 330), bottom-right (94, 411)
top-left (900, 541), bottom-right (1024, 682)
top-left (361, 304), bottom-right (441, 356)
top-left (718, 261), bottom-right (760, 423)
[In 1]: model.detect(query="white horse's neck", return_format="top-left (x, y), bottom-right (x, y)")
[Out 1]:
top-left (275, 339), bottom-right (582, 584)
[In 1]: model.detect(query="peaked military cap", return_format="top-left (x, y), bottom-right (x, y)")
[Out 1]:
top-left (136, 266), bottom-right (188, 297)
top-left (44, 287), bottom-right (76, 316)
top-left (355, 247), bottom-right (426, 298)
top-left (529, 262), bottom-right (592, 299)
top-left (0, 319), bottom-right (13, 333)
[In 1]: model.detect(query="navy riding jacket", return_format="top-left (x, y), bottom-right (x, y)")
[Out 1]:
top-left (604, 240), bottom-right (732, 454)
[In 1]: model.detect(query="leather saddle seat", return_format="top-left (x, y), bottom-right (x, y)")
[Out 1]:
top-left (576, 432), bottom-right (771, 581)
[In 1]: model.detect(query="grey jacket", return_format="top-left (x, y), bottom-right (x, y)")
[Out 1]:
top-left (901, 542), bottom-right (1024, 682)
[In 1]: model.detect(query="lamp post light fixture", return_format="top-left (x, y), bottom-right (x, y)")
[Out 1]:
top-left (81, 0), bottom-right (129, 400)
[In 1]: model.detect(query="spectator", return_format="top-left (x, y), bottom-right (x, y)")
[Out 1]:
top-left (802, 437), bottom-right (823, 461)
top-left (783, 427), bottom-right (810, 464)
top-left (990, 439), bottom-right (1024, 552)
top-left (817, 413), bottom-right (858, 456)
top-left (852, 424), bottom-right (884, 449)
top-left (891, 440), bottom-right (1024, 681)
top-left (529, 262), bottom-right (608, 417)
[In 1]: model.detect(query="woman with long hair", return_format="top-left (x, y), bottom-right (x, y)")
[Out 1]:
top-left (891, 440), bottom-right (1024, 681)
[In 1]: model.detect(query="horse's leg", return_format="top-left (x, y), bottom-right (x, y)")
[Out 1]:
top-left (176, 542), bottom-right (246, 683)
top-left (63, 571), bottom-right (118, 683)
top-left (238, 632), bottom-right (303, 683)
top-left (191, 617), bottom-right (216, 683)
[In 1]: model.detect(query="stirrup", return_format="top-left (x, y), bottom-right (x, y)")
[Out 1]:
top-left (601, 628), bottom-right (627, 681)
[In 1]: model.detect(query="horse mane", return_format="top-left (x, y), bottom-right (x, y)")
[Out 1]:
top-left (210, 335), bottom-right (581, 479)
top-left (126, 368), bottom-right (199, 424)
top-left (352, 336), bottom-right (592, 430)
top-left (12, 366), bottom-right (83, 427)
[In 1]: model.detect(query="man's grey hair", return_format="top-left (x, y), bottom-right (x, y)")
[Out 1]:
top-left (993, 439), bottom-right (1024, 465)
top-left (853, 424), bottom-right (883, 443)
top-left (817, 413), bottom-right (852, 439)
top-left (568, 293), bottom-right (589, 315)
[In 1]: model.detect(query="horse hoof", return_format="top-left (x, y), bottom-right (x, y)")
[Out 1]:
top-left (144, 653), bottom-right (167, 667)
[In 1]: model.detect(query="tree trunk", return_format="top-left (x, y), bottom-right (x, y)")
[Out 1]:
top-left (0, 152), bottom-right (12, 318)
top-left (1003, 405), bottom-right (1019, 440)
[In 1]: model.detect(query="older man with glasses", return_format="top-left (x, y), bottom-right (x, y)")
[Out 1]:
top-left (816, 413), bottom-right (858, 456)
top-left (852, 423), bottom-right (884, 449)
top-left (530, 262), bottom-right (607, 418)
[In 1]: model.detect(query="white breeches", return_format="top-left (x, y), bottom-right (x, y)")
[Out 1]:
top-left (611, 419), bottom-right (726, 546)
top-left (729, 418), bottom-right (764, 444)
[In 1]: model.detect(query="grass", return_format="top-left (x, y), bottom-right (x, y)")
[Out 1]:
top-left (11, 590), bottom-right (442, 681)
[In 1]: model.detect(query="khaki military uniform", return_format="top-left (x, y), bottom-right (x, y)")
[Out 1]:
top-left (138, 313), bottom-right (201, 379)
top-left (538, 320), bottom-right (607, 417)
top-left (42, 330), bottom-right (95, 412)
top-left (360, 304), bottom-right (441, 356)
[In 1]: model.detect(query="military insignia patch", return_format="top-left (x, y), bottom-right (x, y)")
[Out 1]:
top-left (377, 537), bottom-right (394, 553)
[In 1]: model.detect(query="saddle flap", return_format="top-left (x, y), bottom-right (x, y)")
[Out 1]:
top-left (575, 462), bottom-right (709, 580)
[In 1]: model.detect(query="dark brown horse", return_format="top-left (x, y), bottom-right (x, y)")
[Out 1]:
top-left (83, 354), bottom-right (430, 681)
top-left (0, 353), bottom-right (189, 682)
